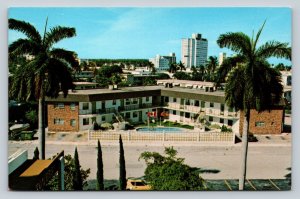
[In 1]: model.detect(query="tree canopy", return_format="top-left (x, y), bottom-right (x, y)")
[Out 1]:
top-left (139, 147), bottom-right (205, 191)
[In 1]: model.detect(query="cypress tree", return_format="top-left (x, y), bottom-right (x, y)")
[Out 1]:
top-left (33, 147), bottom-right (39, 160)
top-left (119, 135), bottom-right (126, 190)
top-left (96, 139), bottom-right (104, 190)
top-left (73, 147), bottom-right (83, 190)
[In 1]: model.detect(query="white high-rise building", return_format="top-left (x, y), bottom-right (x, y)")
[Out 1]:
top-left (181, 33), bottom-right (208, 69)
top-left (219, 52), bottom-right (226, 66)
top-left (149, 53), bottom-right (176, 71)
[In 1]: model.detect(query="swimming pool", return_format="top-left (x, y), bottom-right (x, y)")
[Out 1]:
top-left (136, 127), bottom-right (183, 132)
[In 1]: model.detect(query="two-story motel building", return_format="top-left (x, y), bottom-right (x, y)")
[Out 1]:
top-left (46, 85), bottom-right (285, 135)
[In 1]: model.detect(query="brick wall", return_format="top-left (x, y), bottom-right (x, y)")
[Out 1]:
top-left (239, 108), bottom-right (284, 135)
top-left (47, 102), bottom-right (79, 132)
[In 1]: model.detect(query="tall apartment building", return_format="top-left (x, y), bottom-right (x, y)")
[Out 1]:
top-left (149, 53), bottom-right (176, 71)
top-left (219, 52), bottom-right (226, 66)
top-left (181, 33), bottom-right (208, 69)
top-left (46, 84), bottom-right (285, 134)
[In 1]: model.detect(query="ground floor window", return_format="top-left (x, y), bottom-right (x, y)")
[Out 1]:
top-left (83, 118), bottom-right (89, 125)
top-left (209, 116), bottom-right (213, 122)
top-left (125, 112), bottom-right (130, 118)
top-left (70, 119), bottom-right (76, 127)
top-left (101, 116), bottom-right (106, 121)
top-left (173, 110), bottom-right (176, 115)
top-left (220, 118), bottom-right (224, 123)
top-left (54, 118), bottom-right (64, 125)
top-left (228, 120), bottom-right (233, 126)
top-left (255, 121), bottom-right (265, 127)
top-left (133, 111), bottom-right (138, 118)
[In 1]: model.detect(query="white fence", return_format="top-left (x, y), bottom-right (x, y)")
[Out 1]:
top-left (88, 130), bottom-right (235, 143)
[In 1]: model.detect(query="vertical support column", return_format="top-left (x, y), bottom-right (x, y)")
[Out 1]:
top-left (88, 129), bottom-right (90, 141)
top-left (163, 131), bottom-right (166, 142)
top-left (58, 156), bottom-right (65, 191)
top-left (197, 132), bottom-right (200, 142)
top-left (128, 131), bottom-right (130, 141)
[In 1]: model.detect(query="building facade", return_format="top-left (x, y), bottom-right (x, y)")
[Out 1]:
top-left (46, 84), bottom-right (285, 135)
top-left (181, 33), bottom-right (208, 68)
top-left (149, 53), bottom-right (176, 71)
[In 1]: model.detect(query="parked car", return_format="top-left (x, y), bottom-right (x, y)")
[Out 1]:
top-left (126, 179), bottom-right (151, 191)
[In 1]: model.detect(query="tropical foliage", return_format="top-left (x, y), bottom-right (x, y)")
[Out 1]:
top-left (139, 147), bottom-right (205, 191)
top-left (9, 18), bottom-right (79, 159)
top-left (119, 135), bottom-right (126, 190)
top-left (216, 21), bottom-right (291, 190)
top-left (96, 140), bottom-right (104, 190)
top-left (45, 153), bottom-right (90, 191)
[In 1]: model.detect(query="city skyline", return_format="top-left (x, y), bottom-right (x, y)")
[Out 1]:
top-left (9, 7), bottom-right (291, 65)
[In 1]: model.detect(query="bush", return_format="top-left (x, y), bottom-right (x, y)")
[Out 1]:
top-left (139, 147), bottom-right (205, 191)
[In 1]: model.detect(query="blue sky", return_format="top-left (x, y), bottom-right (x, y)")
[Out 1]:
top-left (9, 7), bottom-right (292, 65)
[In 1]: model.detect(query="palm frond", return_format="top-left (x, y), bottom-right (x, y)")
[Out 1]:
top-left (256, 41), bottom-right (291, 60)
top-left (44, 26), bottom-right (76, 49)
top-left (9, 39), bottom-right (40, 61)
top-left (215, 56), bottom-right (245, 84)
top-left (9, 18), bottom-right (41, 43)
top-left (224, 66), bottom-right (246, 110)
top-left (50, 48), bottom-right (79, 70)
top-left (252, 20), bottom-right (266, 52)
top-left (217, 32), bottom-right (252, 57)
top-left (45, 58), bottom-right (75, 98)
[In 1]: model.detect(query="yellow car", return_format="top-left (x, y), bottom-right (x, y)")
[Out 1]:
top-left (126, 179), bottom-right (152, 191)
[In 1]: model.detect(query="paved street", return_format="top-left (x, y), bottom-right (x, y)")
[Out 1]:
top-left (8, 137), bottom-right (291, 181)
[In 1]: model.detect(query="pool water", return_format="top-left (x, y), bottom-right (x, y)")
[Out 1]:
top-left (136, 127), bottom-right (183, 132)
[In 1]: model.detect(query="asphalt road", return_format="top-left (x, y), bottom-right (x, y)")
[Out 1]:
top-left (8, 140), bottom-right (291, 181)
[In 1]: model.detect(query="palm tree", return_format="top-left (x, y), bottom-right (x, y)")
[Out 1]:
top-left (9, 18), bottom-right (79, 159)
top-left (169, 63), bottom-right (178, 73)
top-left (178, 61), bottom-right (186, 71)
top-left (206, 56), bottom-right (218, 81)
top-left (216, 21), bottom-right (291, 190)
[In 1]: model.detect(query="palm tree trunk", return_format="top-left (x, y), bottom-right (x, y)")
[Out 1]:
top-left (38, 97), bottom-right (46, 159)
top-left (239, 110), bottom-right (250, 190)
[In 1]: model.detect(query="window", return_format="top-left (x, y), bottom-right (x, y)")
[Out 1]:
top-left (228, 120), bottom-right (233, 126)
top-left (220, 118), bottom-right (224, 123)
top-left (185, 99), bottom-right (190, 105)
top-left (210, 102), bottom-right (214, 108)
top-left (112, 100), bottom-right (116, 105)
top-left (173, 98), bottom-right (177, 103)
top-left (201, 101), bottom-right (205, 108)
top-left (70, 119), bottom-right (76, 127)
top-left (82, 102), bottom-right (89, 110)
top-left (185, 112), bottom-right (190, 118)
top-left (54, 103), bottom-right (64, 109)
top-left (173, 110), bottom-right (176, 115)
top-left (228, 107), bottom-right (234, 112)
top-left (101, 116), bottom-right (106, 121)
top-left (164, 97), bottom-right (169, 102)
top-left (54, 118), bottom-right (64, 125)
top-left (209, 116), bottom-right (213, 122)
top-left (255, 121), bottom-right (265, 127)
top-left (195, 100), bottom-right (199, 107)
top-left (70, 103), bottom-right (76, 110)
top-left (132, 98), bottom-right (138, 104)
top-left (83, 118), bottom-right (89, 125)
top-left (221, 104), bottom-right (225, 112)
top-left (125, 112), bottom-right (130, 118)
top-left (125, 99), bottom-right (130, 105)
top-left (146, 96), bottom-right (150, 101)
top-left (133, 111), bottom-right (138, 118)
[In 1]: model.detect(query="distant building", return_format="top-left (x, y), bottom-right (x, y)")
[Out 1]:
top-left (73, 82), bottom-right (98, 90)
top-left (74, 71), bottom-right (94, 80)
top-left (181, 33), bottom-right (208, 68)
top-left (281, 70), bottom-right (292, 103)
top-left (149, 53), bottom-right (176, 71)
top-left (219, 52), bottom-right (226, 66)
